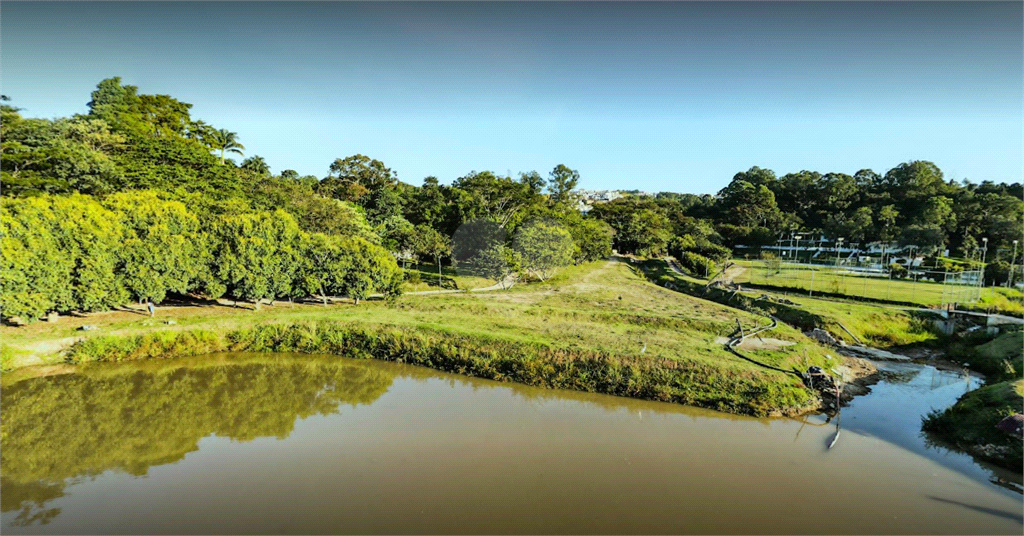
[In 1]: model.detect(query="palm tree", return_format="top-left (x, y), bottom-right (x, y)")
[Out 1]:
top-left (210, 128), bottom-right (245, 164)
top-left (240, 155), bottom-right (270, 176)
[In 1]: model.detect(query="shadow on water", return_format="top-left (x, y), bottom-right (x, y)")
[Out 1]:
top-left (0, 353), bottom-right (395, 526)
top-left (928, 496), bottom-right (1024, 524)
top-left (810, 360), bottom-right (1022, 494)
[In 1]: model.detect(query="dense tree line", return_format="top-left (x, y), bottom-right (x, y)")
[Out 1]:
top-left (2, 78), bottom-right (1021, 320)
top-left (0, 79), bottom-right (614, 321)
top-left (0, 192), bottom-right (402, 320)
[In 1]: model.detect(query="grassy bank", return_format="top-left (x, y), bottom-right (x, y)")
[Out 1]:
top-left (639, 259), bottom-right (940, 349)
top-left (730, 260), bottom-right (1024, 316)
top-left (945, 331), bottom-right (1024, 382)
top-left (923, 379), bottom-right (1024, 473)
top-left (1, 259), bottom-right (843, 417)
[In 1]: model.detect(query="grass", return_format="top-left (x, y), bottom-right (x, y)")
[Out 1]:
top-left (640, 258), bottom-right (941, 349)
top-left (0, 259), bottom-right (848, 416)
top-left (730, 260), bottom-right (1023, 316)
top-left (400, 262), bottom-right (495, 292)
top-left (944, 330), bottom-right (1023, 383)
top-left (923, 379), bottom-right (1024, 473)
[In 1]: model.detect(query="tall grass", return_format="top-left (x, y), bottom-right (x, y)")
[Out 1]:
top-left (64, 320), bottom-right (817, 417)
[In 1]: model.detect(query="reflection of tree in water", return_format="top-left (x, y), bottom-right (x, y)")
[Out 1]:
top-left (0, 354), bottom-right (393, 525)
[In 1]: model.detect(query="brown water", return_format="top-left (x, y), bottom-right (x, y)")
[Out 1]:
top-left (1, 353), bottom-right (1021, 534)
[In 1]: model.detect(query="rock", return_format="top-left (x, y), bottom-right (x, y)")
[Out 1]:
top-left (840, 345), bottom-right (912, 362)
top-left (46, 312), bottom-right (59, 323)
top-left (79, 325), bottom-right (98, 331)
top-left (7, 316), bottom-right (26, 326)
top-left (995, 414), bottom-right (1024, 438)
top-left (806, 328), bottom-right (841, 347)
top-left (164, 320), bottom-right (177, 325)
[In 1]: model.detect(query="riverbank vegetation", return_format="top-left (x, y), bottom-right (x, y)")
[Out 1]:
top-left (924, 378), bottom-right (1023, 473)
top-left (922, 330), bottom-right (1023, 472)
top-left (2, 260), bottom-right (848, 417)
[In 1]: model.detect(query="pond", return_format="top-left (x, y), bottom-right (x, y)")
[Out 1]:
top-left (1, 353), bottom-right (1021, 534)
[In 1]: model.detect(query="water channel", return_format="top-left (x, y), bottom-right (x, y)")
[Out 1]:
top-left (1, 353), bottom-right (1021, 534)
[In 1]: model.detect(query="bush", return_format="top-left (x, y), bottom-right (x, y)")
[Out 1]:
top-left (889, 263), bottom-right (908, 279)
top-left (677, 252), bottom-right (715, 277)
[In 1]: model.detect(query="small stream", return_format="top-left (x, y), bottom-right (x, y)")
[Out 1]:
top-left (1, 353), bottom-right (1021, 534)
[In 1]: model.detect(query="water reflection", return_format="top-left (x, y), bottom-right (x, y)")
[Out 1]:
top-left (0, 354), bottom-right (393, 525)
top-left (1, 354), bottom-right (1020, 534)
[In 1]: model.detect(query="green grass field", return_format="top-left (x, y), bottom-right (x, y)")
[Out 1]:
top-left (730, 260), bottom-right (1023, 316)
top-left (642, 259), bottom-right (941, 349)
top-left (399, 262), bottom-right (496, 292)
top-left (0, 259), bottom-right (849, 416)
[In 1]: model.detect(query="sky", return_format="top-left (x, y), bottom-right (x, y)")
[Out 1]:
top-left (2, 1), bottom-right (1022, 194)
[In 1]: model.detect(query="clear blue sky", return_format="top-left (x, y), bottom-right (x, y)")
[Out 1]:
top-left (3, 1), bottom-right (1021, 193)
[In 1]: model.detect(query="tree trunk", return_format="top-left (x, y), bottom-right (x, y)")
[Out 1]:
top-left (437, 257), bottom-right (442, 288)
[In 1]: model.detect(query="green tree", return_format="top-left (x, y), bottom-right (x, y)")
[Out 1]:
top-left (212, 210), bottom-right (303, 308)
top-left (519, 170), bottom-right (546, 194)
top-left (548, 164), bottom-right (580, 206)
top-left (898, 224), bottom-right (946, 257)
top-left (413, 225), bottom-right (451, 288)
top-left (513, 219), bottom-right (574, 281)
top-left (208, 129), bottom-right (245, 164)
top-left (320, 154), bottom-right (398, 204)
top-left (716, 179), bottom-right (783, 230)
top-left (473, 244), bottom-right (521, 289)
top-left (0, 198), bottom-right (73, 321)
top-left (298, 233), bottom-right (350, 305)
top-left (240, 155), bottom-right (270, 176)
top-left (102, 191), bottom-right (207, 303)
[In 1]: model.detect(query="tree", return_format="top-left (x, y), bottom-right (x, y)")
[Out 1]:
top-left (240, 155), bottom-right (270, 176)
top-left (321, 154), bottom-right (397, 204)
top-left (208, 129), bottom-right (245, 164)
top-left (898, 224), bottom-right (946, 257)
top-left (513, 219), bottom-right (575, 281)
top-left (623, 209), bottom-right (672, 256)
top-left (87, 77), bottom-right (143, 132)
top-left (298, 233), bottom-right (350, 305)
top-left (102, 191), bottom-right (207, 303)
top-left (716, 179), bottom-right (782, 230)
top-left (452, 171), bottom-right (534, 229)
top-left (561, 214), bottom-right (613, 263)
top-left (519, 170), bottom-right (546, 194)
top-left (251, 177), bottom-right (378, 240)
top-left (473, 244), bottom-right (521, 289)
top-left (414, 225), bottom-right (451, 288)
top-left (0, 197), bottom-right (73, 321)
top-left (452, 217), bottom-right (505, 266)
top-left (212, 210), bottom-right (303, 308)
top-left (548, 164), bottom-right (580, 206)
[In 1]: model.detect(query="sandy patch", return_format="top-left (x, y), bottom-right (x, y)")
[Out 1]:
top-left (713, 336), bottom-right (797, 352)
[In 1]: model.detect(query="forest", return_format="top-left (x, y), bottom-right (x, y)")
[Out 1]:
top-left (2, 78), bottom-right (1022, 322)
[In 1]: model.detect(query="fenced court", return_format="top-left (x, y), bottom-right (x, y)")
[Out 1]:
top-left (730, 259), bottom-right (1002, 309)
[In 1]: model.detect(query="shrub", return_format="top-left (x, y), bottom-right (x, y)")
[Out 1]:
top-left (677, 252), bottom-right (715, 277)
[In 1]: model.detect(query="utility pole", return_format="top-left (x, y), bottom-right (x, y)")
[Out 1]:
top-left (1008, 239), bottom-right (1018, 288)
top-left (979, 237), bottom-right (988, 301)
